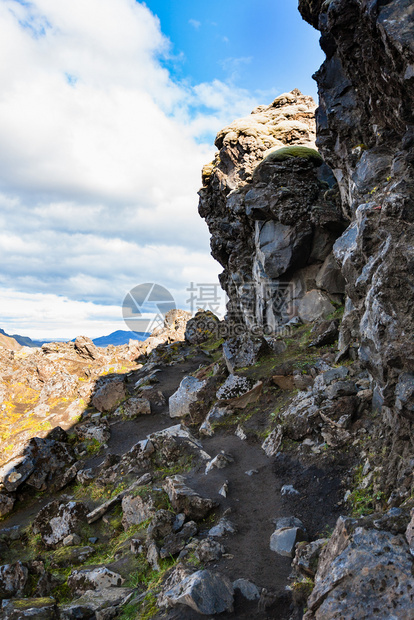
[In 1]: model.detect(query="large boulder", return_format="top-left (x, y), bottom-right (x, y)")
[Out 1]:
top-left (184, 310), bottom-right (220, 345)
top-left (169, 376), bottom-right (206, 418)
top-left (0, 561), bottom-right (28, 598)
top-left (305, 516), bottom-right (414, 619)
top-left (163, 569), bottom-right (234, 615)
top-left (223, 334), bottom-right (268, 374)
top-left (68, 567), bottom-right (124, 596)
top-left (163, 475), bottom-right (217, 520)
top-left (121, 489), bottom-right (155, 530)
top-left (92, 378), bottom-right (126, 413)
top-left (32, 501), bottom-right (88, 548)
top-left (270, 517), bottom-right (307, 557)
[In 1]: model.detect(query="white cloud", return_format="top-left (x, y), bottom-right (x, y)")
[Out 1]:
top-left (189, 19), bottom-right (201, 29)
top-left (0, 0), bottom-right (266, 337)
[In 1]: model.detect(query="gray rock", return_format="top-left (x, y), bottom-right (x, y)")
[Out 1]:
top-left (0, 561), bottom-right (28, 598)
top-left (395, 373), bottom-right (414, 420)
top-left (1, 598), bottom-right (58, 619)
top-left (0, 455), bottom-right (35, 492)
top-left (163, 475), bottom-right (217, 520)
top-left (233, 578), bottom-right (260, 601)
top-left (209, 518), bottom-right (237, 538)
top-left (160, 521), bottom-right (198, 558)
top-left (75, 422), bottom-right (110, 444)
top-left (223, 334), bottom-right (268, 374)
top-left (184, 310), bottom-right (220, 345)
top-left (281, 484), bottom-right (299, 496)
top-left (146, 540), bottom-right (160, 571)
top-left (325, 380), bottom-right (357, 400)
top-left (194, 538), bottom-right (225, 563)
top-left (169, 376), bottom-right (206, 418)
top-left (33, 501), bottom-right (88, 548)
top-left (216, 374), bottom-right (254, 400)
top-left (0, 493), bottom-right (15, 517)
top-left (121, 490), bottom-right (155, 531)
top-left (59, 587), bottom-right (132, 619)
top-left (62, 534), bottom-right (81, 547)
top-left (305, 517), bottom-right (414, 619)
top-left (199, 405), bottom-right (232, 436)
top-left (292, 539), bottom-right (327, 578)
top-left (68, 567), bottom-right (124, 596)
top-left (121, 397), bottom-right (151, 417)
top-left (270, 517), bottom-right (307, 557)
top-left (298, 290), bottom-right (335, 323)
top-left (92, 378), bottom-right (126, 413)
top-left (147, 510), bottom-right (176, 540)
top-left (262, 426), bottom-right (283, 457)
top-left (315, 253), bottom-right (346, 294)
top-left (205, 452), bottom-right (234, 474)
top-left (163, 569), bottom-right (234, 614)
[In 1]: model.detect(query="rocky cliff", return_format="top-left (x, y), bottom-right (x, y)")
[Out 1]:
top-left (199, 90), bottom-right (347, 334)
top-left (297, 0), bottom-right (414, 498)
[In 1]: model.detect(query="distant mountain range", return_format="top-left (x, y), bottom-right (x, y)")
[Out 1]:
top-left (91, 330), bottom-right (149, 347)
top-left (0, 327), bottom-right (148, 349)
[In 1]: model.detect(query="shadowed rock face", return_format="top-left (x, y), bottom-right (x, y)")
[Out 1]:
top-left (298, 0), bottom-right (414, 470)
top-left (199, 89), bottom-right (346, 333)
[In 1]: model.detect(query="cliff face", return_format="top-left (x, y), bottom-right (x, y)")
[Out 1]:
top-left (199, 90), bottom-right (346, 334)
top-left (298, 0), bottom-right (414, 477)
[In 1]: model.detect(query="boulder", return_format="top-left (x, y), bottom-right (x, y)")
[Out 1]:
top-left (315, 253), bottom-right (346, 294)
top-left (305, 517), bottom-right (414, 619)
top-left (216, 375), bottom-right (254, 400)
top-left (92, 378), bottom-right (126, 413)
top-left (270, 517), bottom-right (307, 557)
top-left (0, 455), bottom-right (35, 492)
top-left (74, 422), bottom-right (110, 444)
top-left (68, 567), bottom-right (124, 596)
top-left (298, 290), bottom-right (335, 323)
top-left (163, 475), bottom-right (217, 520)
top-left (160, 522), bottom-right (198, 558)
top-left (163, 569), bottom-right (234, 615)
top-left (59, 587), bottom-right (132, 619)
top-left (121, 397), bottom-right (151, 417)
top-left (32, 501), bottom-right (88, 548)
top-left (308, 319), bottom-right (340, 347)
top-left (223, 334), bottom-right (268, 374)
top-left (1, 598), bottom-right (58, 620)
top-left (184, 310), bottom-right (220, 345)
top-left (0, 492), bottom-right (15, 517)
top-left (147, 510), bottom-right (176, 541)
top-left (208, 517), bottom-right (237, 538)
top-left (0, 561), bottom-right (28, 598)
top-left (233, 578), bottom-right (260, 601)
top-left (292, 539), bottom-right (327, 578)
top-left (74, 335), bottom-right (100, 360)
top-left (121, 489), bottom-right (155, 531)
top-left (169, 376), bottom-right (206, 418)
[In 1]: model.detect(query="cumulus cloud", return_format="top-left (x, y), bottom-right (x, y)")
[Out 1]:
top-left (0, 0), bottom-right (266, 337)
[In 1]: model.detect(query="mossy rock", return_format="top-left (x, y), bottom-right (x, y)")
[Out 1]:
top-left (261, 146), bottom-right (323, 167)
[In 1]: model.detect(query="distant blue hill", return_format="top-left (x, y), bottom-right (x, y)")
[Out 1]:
top-left (0, 327), bottom-right (44, 348)
top-left (92, 330), bottom-right (149, 347)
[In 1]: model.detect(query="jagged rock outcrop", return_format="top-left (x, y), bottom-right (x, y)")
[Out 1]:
top-left (298, 0), bottom-right (414, 495)
top-left (199, 89), bottom-right (346, 333)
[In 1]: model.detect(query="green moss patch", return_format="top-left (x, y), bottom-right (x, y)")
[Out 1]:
top-left (261, 146), bottom-right (323, 167)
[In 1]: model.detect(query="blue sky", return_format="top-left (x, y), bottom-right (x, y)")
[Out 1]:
top-left (0, 0), bottom-right (323, 339)
top-left (144, 0), bottom-right (322, 101)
